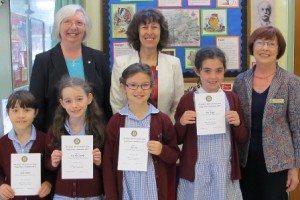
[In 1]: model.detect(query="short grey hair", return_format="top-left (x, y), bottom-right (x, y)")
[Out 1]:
top-left (53, 4), bottom-right (92, 42)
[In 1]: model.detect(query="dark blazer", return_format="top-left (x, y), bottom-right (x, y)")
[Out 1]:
top-left (29, 43), bottom-right (112, 132)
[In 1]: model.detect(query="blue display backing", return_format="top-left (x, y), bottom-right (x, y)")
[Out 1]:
top-left (103, 0), bottom-right (247, 77)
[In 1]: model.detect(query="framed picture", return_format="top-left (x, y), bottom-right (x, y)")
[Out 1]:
top-left (111, 4), bottom-right (136, 38)
top-left (161, 48), bottom-right (176, 56)
top-left (184, 48), bottom-right (198, 69)
top-left (201, 9), bottom-right (228, 36)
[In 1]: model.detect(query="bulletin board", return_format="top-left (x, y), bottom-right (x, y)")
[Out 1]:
top-left (103, 0), bottom-right (248, 78)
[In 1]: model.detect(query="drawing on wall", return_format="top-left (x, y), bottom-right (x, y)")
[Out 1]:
top-left (252, 0), bottom-right (274, 30)
top-left (217, 0), bottom-right (239, 8)
top-left (161, 48), bottom-right (176, 56)
top-left (160, 9), bottom-right (200, 47)
top-left (111, 4), bottom-right (136, 38)
top-left (185, 48), bottom-right (198, 69)
top-left (201, 9), bottom-right (228, 36)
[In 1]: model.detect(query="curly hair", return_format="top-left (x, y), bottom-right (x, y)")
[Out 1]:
top-left (126, 8), bottom-right (169, 51)
top-left (51, 77), bottom-right (105, 149)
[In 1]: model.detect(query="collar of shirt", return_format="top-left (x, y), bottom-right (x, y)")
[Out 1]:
top-left (119, 103), bottom-right (159, 120)
top-left (64, 119), bottom-right (86, 135)
top-left (8, 125), bottom-right (37, 143)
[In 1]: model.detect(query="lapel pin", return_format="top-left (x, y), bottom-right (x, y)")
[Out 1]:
top-left (88, 61), bottom-right (91, 64)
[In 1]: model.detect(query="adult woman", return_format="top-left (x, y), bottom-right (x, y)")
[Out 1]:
top-left (29, 4), bottom-right (112, 133)
top-left (110, 8), bottom-right (184, 122)
top-left (233, 26), bottom-right (300, 200)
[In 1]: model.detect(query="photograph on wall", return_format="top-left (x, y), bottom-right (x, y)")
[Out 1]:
top-left (187, 0), bottom-right (211, 6)
top-left (161, 48), bottom-right (176, 56)
top-left (185, 48), bottom-right (199, 69)
top-left (217, 0), bottom-right (239, 8)
top-left (160, 9), bottom-right (200, 47)
top-left (251, 0), bottom-right (274, 31)
top-left (111, 4), bottom-right (136, 38)
top-left (158, 0), bottom-right (182, 7)
top-left (201, 9), bottom-right (227, 36)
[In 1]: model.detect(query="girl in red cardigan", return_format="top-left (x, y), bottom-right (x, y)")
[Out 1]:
top-left (0, 90), bottom-right (52, 200)
top-left (44, 77), bottom-right (106, 199)
top-left (175, 47), bottom-right (249, 200)
top-left (103, 63), bottom-right (179, 200)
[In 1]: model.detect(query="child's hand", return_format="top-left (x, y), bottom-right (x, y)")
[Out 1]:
top-left (180, 110), bottom-right (196, 126)
top-left (147, 140), bottom-right (162, 156)
top-left (38, 181), bottom-right (52, 198)
top-left (0, 183), bottom-right (14, 200)
top-left (93, 148), bottom-right (102, 166)
top-left (225, 111), bottom-right (240, 126)
top-left (51, 150), bottom-right (62, 167)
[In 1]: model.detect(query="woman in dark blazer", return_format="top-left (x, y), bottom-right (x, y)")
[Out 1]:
top-left (29, 4), bottom-right (112, 132)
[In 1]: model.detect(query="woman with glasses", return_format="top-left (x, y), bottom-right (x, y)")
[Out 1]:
top-left (103, 63), bottom-right (180, 200)
top-left (29, 4), bottom-right (112, 133)
top-left (233, 26), bottom-right (300, 200)
top-left (110, 8), bottom-right (184, 123)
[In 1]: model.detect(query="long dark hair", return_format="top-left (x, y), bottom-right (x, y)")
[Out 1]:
top-left (51, 77), bottom-right (105, 149)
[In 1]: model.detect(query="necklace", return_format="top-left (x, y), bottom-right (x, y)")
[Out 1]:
top-left (72, 59), bottom-right (76, 67)
top-left (253, 71), bottom-right (276, 79)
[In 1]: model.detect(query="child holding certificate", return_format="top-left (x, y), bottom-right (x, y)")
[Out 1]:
top-left (175, 47), bottom-right (249, 200)
top-left (0, 90), bottom-right (52, 199)
top-left (44, 77), bottom-right (106, 199)
top-left (103, 63), bottom-right (180, 200)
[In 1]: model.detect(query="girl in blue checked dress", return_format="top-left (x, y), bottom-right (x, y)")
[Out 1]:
top-left (103, 63), bottom-right (180, 200)
top-left (175, 47), bottom-right (249, 200)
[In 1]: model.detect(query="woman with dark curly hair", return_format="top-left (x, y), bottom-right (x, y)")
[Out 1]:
top-left (110, 8), bottom-right (184, 123)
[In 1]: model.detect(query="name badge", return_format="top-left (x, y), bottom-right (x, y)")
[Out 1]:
top-left (269, 98), bottom-right (284, 104)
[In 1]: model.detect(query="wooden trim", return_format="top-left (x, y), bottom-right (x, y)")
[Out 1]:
top-left (294, 0), bottom-right (300, 76)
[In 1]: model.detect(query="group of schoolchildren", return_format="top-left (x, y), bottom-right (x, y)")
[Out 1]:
top-left (0, 46), bottom-right (248, 200)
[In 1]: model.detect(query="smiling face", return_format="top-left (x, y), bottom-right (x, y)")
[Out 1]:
top-left (8, 101), bottom-right (37, 133)
top-left (253, 37), bottom-right (278, 65)
top-left (121, 72), bottom-right (152, 107)
top-left (195, 58), bottom-right (225, 93)
top-left (59, 86), bottom-right (93, 120)
top-left (60, 11), bottom-right (86, 45)
top-left (139, 21), bottom-right (161, 51)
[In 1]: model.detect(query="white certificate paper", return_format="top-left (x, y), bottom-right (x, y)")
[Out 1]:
top-left (194, 92), bottom-right (226, 135)
top-left (11, 153), bottom-right (41, 196)
top-left (118, 128), bottom-right (149, 171)
top-left (61, 135), bottom-right (93, 179)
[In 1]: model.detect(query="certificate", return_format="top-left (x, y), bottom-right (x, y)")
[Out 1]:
top-left (11, 153), bottom-right (41, 196)
top-left (61, 135), bottom-right (93, 179)
top-left (118, 128), bottom-right (149, 171)
top-left (194, 92), bottom-right (226, 135)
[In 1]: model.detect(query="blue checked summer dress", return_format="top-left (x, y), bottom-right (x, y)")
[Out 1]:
top-left (177, 88), bottom-right (243, 200)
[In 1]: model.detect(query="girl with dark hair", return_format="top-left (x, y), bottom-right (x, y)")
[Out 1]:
top-left (44, 77), bottom-right (106, 200)
top-left (0, 90), bottom-right (52, 199)
top-left (103, 63), bottom-right (179, 200)
top-left (175, 47), bottom-right (248, 200)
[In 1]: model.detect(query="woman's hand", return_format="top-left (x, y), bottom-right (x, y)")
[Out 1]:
top-left (286, 168), bottom-right (299, 192)
top-left (93, 148), bottom-right (102, 166)
top-left (38, 181), bottom-right (52, 198)
top-left (225, 111), bottom-right (240, 126)
top-left (147, 140), bottom-right (162, 156)
top-left (180, 110), bottom-right (196, 126)
top-left (0, 183), bottom-right (14, 200)
top-left (51, 150), bottom-right (62, 167)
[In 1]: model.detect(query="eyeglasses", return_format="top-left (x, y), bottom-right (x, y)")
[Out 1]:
top-left (62, 20), bottom-right (85, 28)
top-left (125, 83), bottom-right (151, 90)
top-left (254, 40), bottom-right (277, 48)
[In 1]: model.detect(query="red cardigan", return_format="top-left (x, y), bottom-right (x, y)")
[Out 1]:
top-left (44, 128), bottom-right (104, 198)
top-left (102, 111), bottom-right (180, 200)
top-left (174, 91), bottom-right (249, 181)
top-left (0, 130), bottom-right (53, 200)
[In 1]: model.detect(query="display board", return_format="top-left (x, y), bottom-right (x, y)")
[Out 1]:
top-left (103, 0), bottom-right (247, 78)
